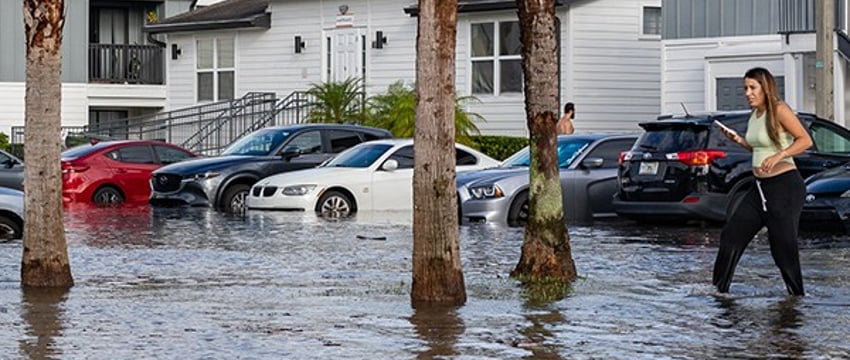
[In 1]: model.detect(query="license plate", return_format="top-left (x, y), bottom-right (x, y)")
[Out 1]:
top-left (638, 162), bottom-right (658, 175)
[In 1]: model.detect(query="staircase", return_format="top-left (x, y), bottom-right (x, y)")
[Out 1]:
top-left (10, 91), bottom-right (318, 157)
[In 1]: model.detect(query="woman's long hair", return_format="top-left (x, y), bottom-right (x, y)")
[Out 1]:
top-left (744, 67), bottom-right (783, 148)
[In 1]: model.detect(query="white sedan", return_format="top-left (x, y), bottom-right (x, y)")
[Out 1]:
top-left (247, 139), bottom-right (500, 216)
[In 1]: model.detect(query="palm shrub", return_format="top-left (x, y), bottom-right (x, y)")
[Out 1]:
top-left (365, 81), bottom-right (483, 146)
top-left (305, 77), bottom-right (366, 124)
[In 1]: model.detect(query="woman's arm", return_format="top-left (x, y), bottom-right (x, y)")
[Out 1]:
top-left (759, 103), bottom-right (812, 173)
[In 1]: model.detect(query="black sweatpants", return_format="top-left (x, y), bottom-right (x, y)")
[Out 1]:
top-left (712, 170), bottom-right (805, 295)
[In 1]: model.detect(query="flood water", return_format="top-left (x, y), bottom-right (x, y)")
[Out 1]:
top-left (1, 206), bottom-right (849, 359)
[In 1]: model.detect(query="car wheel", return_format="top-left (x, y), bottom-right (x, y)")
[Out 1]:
top-left (316, 190), bottom-right (355, 218)
top-left (0, 214), bottom-right (22, 240)
top-left (507, 191), bottom-right (529, 227)
top-left (222, 184), bottom-right (251, 214)
top-left (92, 186), bottom-right (124, 205)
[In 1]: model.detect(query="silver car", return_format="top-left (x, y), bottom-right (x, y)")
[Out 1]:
top-left (0, 149), bottom-right (24, 191)
top-left (0, 186), bottom-right (24, 239)
top-left (458, 133), bottom-right (637, 226)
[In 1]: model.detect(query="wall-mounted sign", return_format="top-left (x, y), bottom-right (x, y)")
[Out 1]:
top-left (336, 14), bottom-right (354, 27)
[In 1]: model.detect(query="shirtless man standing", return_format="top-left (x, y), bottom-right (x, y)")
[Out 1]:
top-left (557, 102), bottom-right (575, 135)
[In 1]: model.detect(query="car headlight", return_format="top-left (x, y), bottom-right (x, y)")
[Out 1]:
top-left (841, 190), bottom-right (850, 198)
top-left (186, 172), bottom-right (220, 181)
top-left (468, 184), bottom-right (504, 199)
top-left (282, 185), bottom-right (316, 196)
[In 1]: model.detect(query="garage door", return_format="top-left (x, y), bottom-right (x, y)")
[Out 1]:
top-left (716, 77), bottom-right (785, 111)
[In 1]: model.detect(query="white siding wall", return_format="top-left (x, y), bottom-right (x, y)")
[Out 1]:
top-left (566, 0), bottom-right (662, 132)
top-left (0, 83), bottom-right (89, 136)
top-left (163, 0), bottom-right (661, 136)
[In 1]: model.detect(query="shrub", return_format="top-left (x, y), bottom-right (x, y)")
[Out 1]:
top-left (471, 135), bottom-right (528, 161)
top-left (305, 77), bottom-right (366, 124)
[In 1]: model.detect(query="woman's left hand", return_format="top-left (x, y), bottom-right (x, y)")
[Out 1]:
top-left (760, 151), bottom-right (785, 173)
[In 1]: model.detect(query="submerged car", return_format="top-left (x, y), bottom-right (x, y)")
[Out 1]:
top-left (0, 186), bottom-right (24, 239)
top-left (800, 165), bottom-right (850, 233)
top-left (150, 124), bottom-right (393, 213)
top-left (458, 133), bottom-right (638, 226)
top-left (247, 138), bottom-right (500, 216)
top-left (61, 140), bottom-right (197, 205)
top-left (0, 150), bottom-right (24, 191)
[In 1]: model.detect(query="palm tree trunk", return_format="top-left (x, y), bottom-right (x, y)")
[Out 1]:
top-left (411, 0), bottom-right (466, 306)
top-left (511, 0), bottom-right (577, 282)
top-left (21, 0), bottom-right (73, 287)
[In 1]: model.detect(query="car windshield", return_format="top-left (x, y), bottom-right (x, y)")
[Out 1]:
top-left (324, 143), bottom-right (394, 168)
top-left (501, 138), bottom-right (592, 168)
top-left (222, 129), bottom-right (292, 156)
top-left (635, 124), bottom-right (707, 152)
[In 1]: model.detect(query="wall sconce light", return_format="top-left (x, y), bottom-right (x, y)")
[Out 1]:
top-left (171, 44), bottom-right (182, 60)
top-left (372, 31), bottom-right (387, 49)
top-left (294, 35), bottom-right (306, 53)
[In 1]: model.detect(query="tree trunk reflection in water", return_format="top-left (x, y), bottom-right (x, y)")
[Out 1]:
top-left (20, 287), bottom-right (69, 360)
top-left (710, 296), bottom-right (807, 358)
top-left (410, 305), bottom-right (464, 359)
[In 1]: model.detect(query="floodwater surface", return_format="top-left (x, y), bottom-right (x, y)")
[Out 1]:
top-left (0, 206), bottom-right (848, 359)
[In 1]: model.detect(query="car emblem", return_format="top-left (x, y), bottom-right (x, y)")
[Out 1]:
top-left (643, 153), bottom-right (652, 159)
top-left (805, 194), bottom-right (815, 203)
top-left (158, 175), bottom-right (169, 184)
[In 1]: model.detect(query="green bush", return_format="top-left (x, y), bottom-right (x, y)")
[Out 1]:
top-left (471, 135), bottom-right (528, 161)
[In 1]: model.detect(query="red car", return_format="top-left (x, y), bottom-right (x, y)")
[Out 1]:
top-left (61, 140), bottom-right (197, 205)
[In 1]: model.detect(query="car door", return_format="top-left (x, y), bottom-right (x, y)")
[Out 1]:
top-left (371, 145), bottom-right (414, 211)
top-left (263, 130), bottom-right (326, 177)
top-left (0, 151), bottom-right (24, 190)
top-left (563, 137), bottom-right (636, 220)
top-left (107, 145), bottom-right (159, 202)
top-left (796, 118), bottom-right (850, 178)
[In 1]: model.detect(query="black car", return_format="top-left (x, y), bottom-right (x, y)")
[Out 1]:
top-left (613, 111), bottom-right (850, 223)
top-left (149, 124), bottom-right (393, 213)
top-left (800, 165), bottom-right (850, 233)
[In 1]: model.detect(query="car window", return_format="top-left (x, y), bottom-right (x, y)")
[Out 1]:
top-left (154, 145), bottom-right (194, 165)
top-left (363, 132), bottom-right (386, 141)
top-left (456, 148), bottom-right (477, 165)
top-left (634, 125), bottom-right (707, 153)
top-left (388, 145), bottom-right (415, 169)
top-left (108, 145), bottom-right (155, 164)
top-left (585, 139), bottom-right (635, 169)
top-left (328, 130), bottom-right (363, 153)
top-left (707, 117), bottom-right (749, 150)
top-left (0, 152), bottom-right (10, 164)
top-left (809, 122), bottom-right (850, 155)
top-left (501, 138), bottom-right (592, 168)
top-left (287, 130), bottom-right (323, 154)
top-left (222, 129), bottom-right (292, 156)
top-left (326, 143), bottom-right (393, 168)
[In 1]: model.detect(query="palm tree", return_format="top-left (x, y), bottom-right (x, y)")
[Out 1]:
top-left (366, 81), bottom-right (483, 146)
top-left (305, 77), bottom-right (365, 124)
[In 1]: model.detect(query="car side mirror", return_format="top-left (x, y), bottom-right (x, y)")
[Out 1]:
top-left (279, 146), bottom-right (301, 160)
top-left (382, 159), bottom-right (399, 171)
top-left (3, 160), bottom-right (14, 169)
top-left (580, 157), bottom-right (604, 169)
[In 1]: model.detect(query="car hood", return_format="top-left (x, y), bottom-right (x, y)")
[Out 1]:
top-left (457, 167), bottom-right (529, 187)
top-left (153, 155), bottom-right (262, 175)
top-left (255, 166), bottom-right (369, 187)
top-left (806, 166), bottom-right (850, 195)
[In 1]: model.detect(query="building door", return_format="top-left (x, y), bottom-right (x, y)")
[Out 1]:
top-left (716, 76), bottom-right (785, 111)
top-left (325, 28), bottom-right (365, 82)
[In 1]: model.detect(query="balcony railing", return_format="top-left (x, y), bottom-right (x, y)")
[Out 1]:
top-left (778, 0), bottom-right (816, 34)
top-left (89, 43), bottom-right (164, 85)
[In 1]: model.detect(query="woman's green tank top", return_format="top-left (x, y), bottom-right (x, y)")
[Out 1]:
top-left (745, 110), bottom-right (794, 167)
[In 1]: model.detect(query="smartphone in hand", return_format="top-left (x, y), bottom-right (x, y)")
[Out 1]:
top-left (713, 120), bottom-right (738, 137)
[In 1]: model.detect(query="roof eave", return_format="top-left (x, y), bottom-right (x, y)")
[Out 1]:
top-left (143, 13), bottom-right (270, 34)
top-left (404, 1), bottom-right (566, 16)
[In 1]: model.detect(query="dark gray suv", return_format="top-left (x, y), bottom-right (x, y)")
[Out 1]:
top-left (613, 111), bottom-right (850, 223)
top-left (149, 124), bottom-right (392, 213)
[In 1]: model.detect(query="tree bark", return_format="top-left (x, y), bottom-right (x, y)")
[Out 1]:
top-left (511, 0), bottom-right (576, 283)
top-left (411, 0), bottom-right (465, 306)
top-left (21, 0), bottom-right (73, 288)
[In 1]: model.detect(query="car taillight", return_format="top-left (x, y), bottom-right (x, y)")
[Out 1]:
top-left (675, 150), bottom-right (726, 166)
top-left (619, 151), bottom-right (634, 164)
top-left (61, 161), bottom-right (89, 174)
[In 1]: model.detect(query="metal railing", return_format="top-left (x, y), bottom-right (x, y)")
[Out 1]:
top-left (89, 43), bottom-right (164, 84)
top-left (778, 0), bottom-right (816, 34)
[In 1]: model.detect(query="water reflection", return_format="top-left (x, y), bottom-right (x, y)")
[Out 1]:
top-left (518, 307), bottom-right (565, 360)
top-left (710, 296), bottom-right (807, 359)
top-left (409, 305), bottom-right (464, 359)
top-left (19, 287), bottom-right (68, 360)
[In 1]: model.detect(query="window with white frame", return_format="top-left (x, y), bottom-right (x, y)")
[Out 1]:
top-left (196, 37), bottom-right (235, 102)
top-left (470, 21), bottom-right (522, 95)
top-left (642, 6), bottom-right (662, 36)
